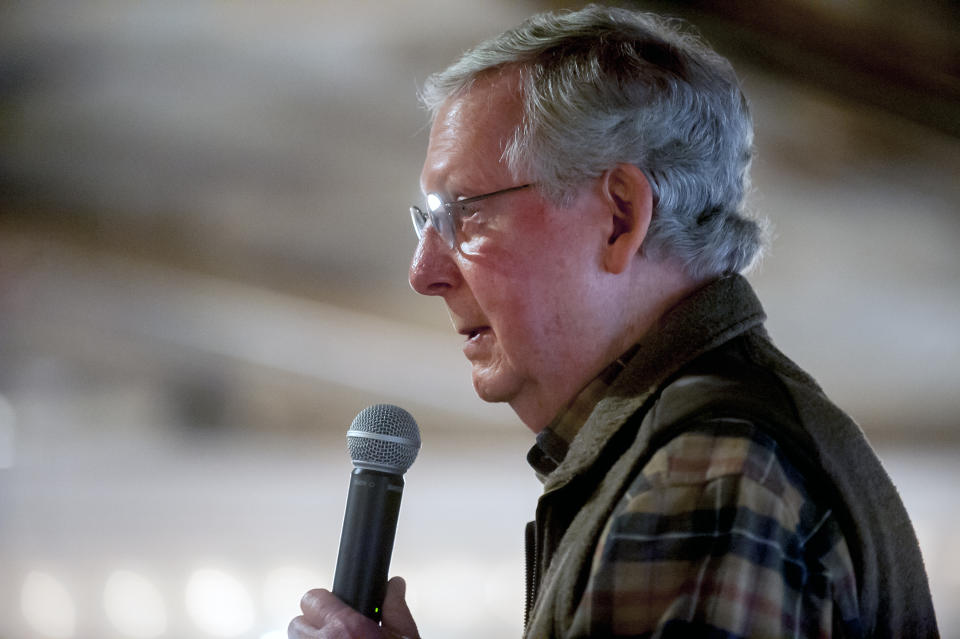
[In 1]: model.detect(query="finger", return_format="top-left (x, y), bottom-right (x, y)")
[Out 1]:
top-left (288, 615), bottom-right (323, 639)
top-left (299, 588), bottom-right (378, 637)
top-left (381, 577), bottom-right (420, 639)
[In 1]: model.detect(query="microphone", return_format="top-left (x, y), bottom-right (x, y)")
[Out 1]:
top-left (332, 404), bottom-right (421, 621)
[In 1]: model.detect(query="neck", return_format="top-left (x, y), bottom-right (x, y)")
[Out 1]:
top-left (513, 261), bottom-right (708, 433)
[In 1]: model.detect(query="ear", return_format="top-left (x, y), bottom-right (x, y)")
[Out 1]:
top-left (600, 163), bottom-right (653, 275)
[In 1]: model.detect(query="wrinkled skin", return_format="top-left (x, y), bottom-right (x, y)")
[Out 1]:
top-left (287, 577), bottom-right (419, 639)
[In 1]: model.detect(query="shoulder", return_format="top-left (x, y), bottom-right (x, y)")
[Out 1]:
top-left (575, 424), bottom-right (860, 637)
top-left (614, 423), bottom-right (822, 553)
top-left (638, 424), bottom-right (799, 496)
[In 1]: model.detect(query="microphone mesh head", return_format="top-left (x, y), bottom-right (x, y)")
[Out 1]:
top-left (346, 404), bottom-right (421, 474)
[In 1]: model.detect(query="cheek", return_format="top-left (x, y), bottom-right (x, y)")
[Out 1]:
top-left (459, 255), bottom-right (538, 330)
top-left (481, 273), bottom-right (558, 357)
top-left (458, 235), bottom-right (536, 303)
top-left (459, 214), bottom-right (593, 350)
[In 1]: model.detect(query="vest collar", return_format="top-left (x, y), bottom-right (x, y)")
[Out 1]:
top-left (540, 274), bottom-right (767, 493)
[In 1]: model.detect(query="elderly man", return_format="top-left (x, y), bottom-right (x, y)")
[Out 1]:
top-left (290, 5), bottom-right (937, 638)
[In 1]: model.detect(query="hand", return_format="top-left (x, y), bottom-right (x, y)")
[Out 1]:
top-left (288, 576), bottom-right (420, 639)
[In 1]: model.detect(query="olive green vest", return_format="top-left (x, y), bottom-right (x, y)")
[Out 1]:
top-left (525, 275), bottom-right (938, 638)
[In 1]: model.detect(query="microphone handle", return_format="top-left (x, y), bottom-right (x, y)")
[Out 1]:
top-left (332, 468), bottom-right (404, 621)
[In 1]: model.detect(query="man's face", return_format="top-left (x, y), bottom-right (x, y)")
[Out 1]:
top-left (408, 71), bottom-right (614, 431)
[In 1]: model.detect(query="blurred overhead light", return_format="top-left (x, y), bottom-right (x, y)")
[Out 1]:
top-left (483, 561), bottom-right (525, 629)
top-left (185, 568), bottom-right (255, 637)
top-left (402, 558), bottom-right (489, 628)
top-left (262, 565), bottom-right (325, 623)
top-left (21, 571), bottom-right (76, 638)
top-left (104, 570), bottom-right (167, 637)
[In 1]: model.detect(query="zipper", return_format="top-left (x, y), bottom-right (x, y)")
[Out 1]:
top-left (524, 520), bottom-right (537, 632)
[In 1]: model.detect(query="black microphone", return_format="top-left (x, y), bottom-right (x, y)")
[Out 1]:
top-left (332, 404), bottom-right (421, 621)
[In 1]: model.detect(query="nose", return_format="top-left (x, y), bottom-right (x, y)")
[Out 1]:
top-left (409, 227), bottom-right (459, 296)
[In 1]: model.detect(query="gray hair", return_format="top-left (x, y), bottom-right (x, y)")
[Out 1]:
top-left (420, 4), bottom-right (767, 278)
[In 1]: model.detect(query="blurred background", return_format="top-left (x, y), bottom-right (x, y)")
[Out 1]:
top-left (1, 0), bottom-right (958, 637)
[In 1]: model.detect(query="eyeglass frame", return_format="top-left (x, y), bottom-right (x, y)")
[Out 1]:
top-left (409, 183), bottom-right (533, 249)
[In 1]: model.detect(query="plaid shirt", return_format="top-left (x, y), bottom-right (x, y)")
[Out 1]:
top-left (529, 357), bottom-right (862, 638)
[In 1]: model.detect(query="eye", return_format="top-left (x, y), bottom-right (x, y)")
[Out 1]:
top-left (452, 201), bottom-right (481, 220)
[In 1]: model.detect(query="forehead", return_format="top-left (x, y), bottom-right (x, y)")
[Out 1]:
top-left (421, 69), bottom-right (524, 194)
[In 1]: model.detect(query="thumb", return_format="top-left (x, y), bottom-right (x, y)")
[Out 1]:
top-left (381, 577), bottom-right (419, 639)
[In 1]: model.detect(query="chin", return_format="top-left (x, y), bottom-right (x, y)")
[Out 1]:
top-left (471, 366), bottom-right (521, 404)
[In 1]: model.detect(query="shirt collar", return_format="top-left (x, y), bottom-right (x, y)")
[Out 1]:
top-left (539, 274), bottom-right (767, 492)
top-left (525, 274), bottom-right (768, 486)
top-left (527, 345), bottom-right (638, 479)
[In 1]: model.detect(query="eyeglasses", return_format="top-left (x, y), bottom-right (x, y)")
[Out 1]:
top-left (409, 183), bottom-right (532, 249)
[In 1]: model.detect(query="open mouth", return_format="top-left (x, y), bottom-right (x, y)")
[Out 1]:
top-left (461, 326), bottom-right (490, 341)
